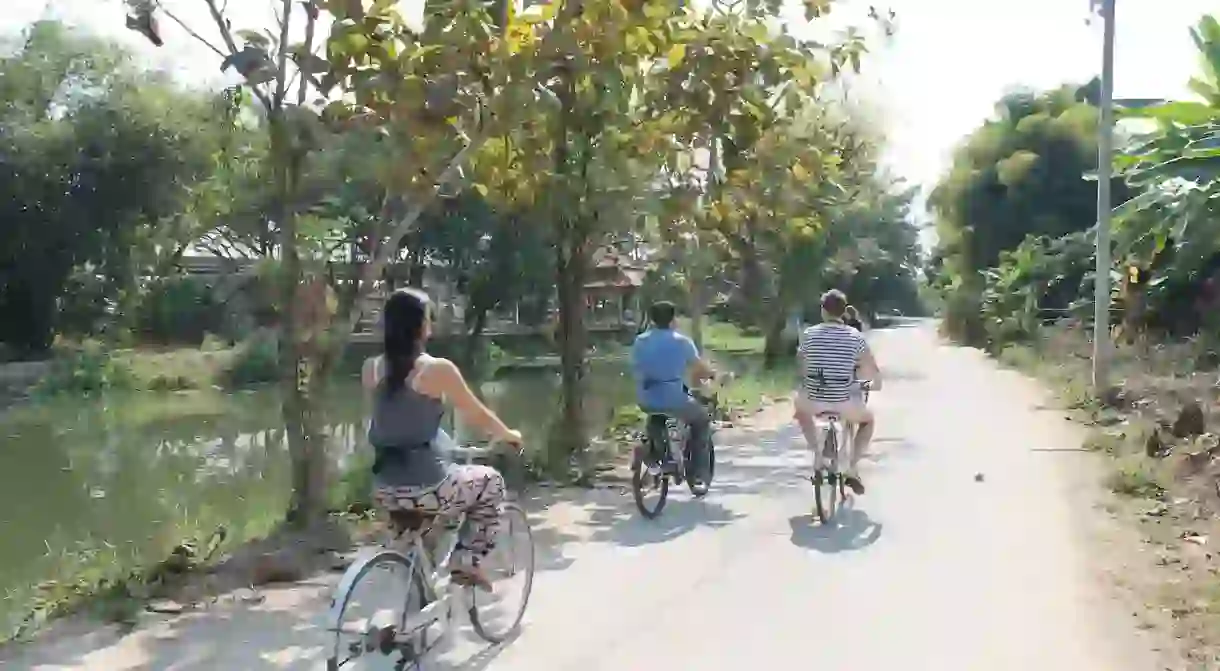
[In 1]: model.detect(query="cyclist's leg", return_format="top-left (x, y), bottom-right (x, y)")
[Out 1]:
top-left (792, 393), bottom-right (826, 470)
top-left (841, 400), bottom-right (874, 494)
top-left (846, 401), bottom-right (875, 472)
top-left (431, 465), bottom-right (506, 582)
top-left (672, 397), bottom-right (711, 480)
top-left (641, 408), bottom-right (670, 465)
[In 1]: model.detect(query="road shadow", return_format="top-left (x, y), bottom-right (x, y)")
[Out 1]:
top-left (1, 582), bottom-right (338, 670)
top-left (435, 628), bottom-right (521, 671)
top-left (786, 507), bottom-right (883, 554)
top-left (579, 495), bottom-right (745, 547)
top-left (860, 437), bottom-right (918, 465)
top-left (2, 579), bottom-right (532, 671)
top-left (0, 496), bottom-right (577, 671)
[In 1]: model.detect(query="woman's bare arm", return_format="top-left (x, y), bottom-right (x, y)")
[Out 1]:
top-left (361, 356), bottom-right (381, 391)
top-left (858, 345), bottom-right (882, 391)
top-left (418, 358), bottom-right (517, 442)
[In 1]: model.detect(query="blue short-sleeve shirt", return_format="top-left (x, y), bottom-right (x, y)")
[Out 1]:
top-left (631, 328), bottom-right (699, 409)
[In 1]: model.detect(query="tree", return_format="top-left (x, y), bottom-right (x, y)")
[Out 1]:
top-left (409, 192), bottom-right (553, 367)
top-left (0, 21), bottom-right (225, 353)
top-left (119, 0), bottom-right (617, 520)
top-left (929, 82), bottom-right (1129, 343)
top-left (639, 3), bottom-right (881, 365)
top-left (1107, 14), bottom-right (1220, 334)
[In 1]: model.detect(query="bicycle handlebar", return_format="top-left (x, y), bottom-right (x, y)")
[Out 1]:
top-left (446, 440), bottom-right (526, 465)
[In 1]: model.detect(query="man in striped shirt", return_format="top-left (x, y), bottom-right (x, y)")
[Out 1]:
top-left (794, 289), bottom-right (883, 494)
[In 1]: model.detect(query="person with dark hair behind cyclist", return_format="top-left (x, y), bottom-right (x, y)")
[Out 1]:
top-left (843, 305), bottom-right (864, 332)
top-left (631, 301), bottom-right (716, 484)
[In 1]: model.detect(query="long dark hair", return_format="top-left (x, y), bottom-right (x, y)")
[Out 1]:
top-left (382, 288), bottom-right (431, 396)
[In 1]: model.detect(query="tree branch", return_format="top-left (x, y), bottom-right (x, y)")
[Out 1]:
top-left (202, 0), bottom-right (273, 111)
top-left (330, 0), bottom-right (587, 344)
top-left (296, 2), bottom-right (316, 107)
top-left (155, 2), bottom-right (227, 59)
top-left (272, 0), bottom-right (293, 108)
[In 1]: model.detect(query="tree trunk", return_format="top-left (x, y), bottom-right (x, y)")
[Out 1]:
top-left (762, 307), bottom-right (788, 369)
top-left (545, 61), bottom-right (590, 477)
top-left (553, 238), bottom-right (589, 473)
top-left (736, 230), bottom-right (766, 329)
top-left (273, 124), bottom-right (329, 531)
top-left (689, 275), bottom-right (707, 351)
top-left (463, 306), bottom-right (489, 372)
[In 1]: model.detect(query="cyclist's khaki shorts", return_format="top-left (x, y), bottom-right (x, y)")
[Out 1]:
top-left (792, 392), bottom-right (873, 424)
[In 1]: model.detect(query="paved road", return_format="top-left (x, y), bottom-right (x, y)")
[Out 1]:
top-left (8, 321), bottom-right (1169, 670)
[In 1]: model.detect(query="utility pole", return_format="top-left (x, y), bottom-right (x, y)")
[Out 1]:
top-left (1091, 0), bottom-right (1116, 394)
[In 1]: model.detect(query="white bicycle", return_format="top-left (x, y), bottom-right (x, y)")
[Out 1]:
top-left (810, 380), bottom-right (872, 524)
top-left (325, 446), bottom-right (535, 670)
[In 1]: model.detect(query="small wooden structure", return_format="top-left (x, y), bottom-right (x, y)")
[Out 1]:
top-left (584, 248), bottom-right (645, 328)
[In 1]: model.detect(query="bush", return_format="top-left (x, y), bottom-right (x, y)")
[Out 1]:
top-left (134, 277), bottom-right (224, 346)
top-left (1107, 455), bottom-right (1167, 499)
top-left (36, 339), bottom-right (133, 395)
top-left (331, 450), bottom-right (375, 513)
top-left (224, 330), bottom-right (279, 387)
top-left (940, 282), bottom-right (987, 346)
top-left (608, 404), bottom-right (646, 436)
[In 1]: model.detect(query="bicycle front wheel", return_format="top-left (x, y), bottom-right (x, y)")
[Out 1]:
top-left (469, 502), bottom-right (535, 643)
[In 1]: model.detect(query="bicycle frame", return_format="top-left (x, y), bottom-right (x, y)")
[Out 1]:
top-left (809, 381), bottom-right (870, 470)
top-left (813, 415), bottom-right (850, 469)
top-left (326, 514), bottom-right (471, 652)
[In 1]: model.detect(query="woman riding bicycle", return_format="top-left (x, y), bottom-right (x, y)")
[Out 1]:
top-left (362, 288), bottom-right (522, 589)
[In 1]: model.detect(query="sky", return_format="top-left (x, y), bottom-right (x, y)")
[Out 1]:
top-left (5, 0), bottom-right (1217, 235)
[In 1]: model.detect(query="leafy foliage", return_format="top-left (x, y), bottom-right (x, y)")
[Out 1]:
top-left (979, 232), bottom-right (1093, 348)
top-left (0, 22), bottom-right (231, 353)
top-left (928, 81), bottom-right (1124, 344)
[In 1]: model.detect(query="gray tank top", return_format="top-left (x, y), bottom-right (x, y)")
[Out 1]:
top-left (367, 356), bottom-right (447, 487)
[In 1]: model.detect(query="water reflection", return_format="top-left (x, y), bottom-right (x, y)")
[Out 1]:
top-left (0, 360), bottom-right (634, 633)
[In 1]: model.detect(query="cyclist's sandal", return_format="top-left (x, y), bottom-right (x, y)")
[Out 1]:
top-left (843, 476), bottom-right (865, 495)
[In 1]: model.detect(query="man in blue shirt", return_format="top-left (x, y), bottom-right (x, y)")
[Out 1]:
top-left (631, 301), bottom-right (716, 481)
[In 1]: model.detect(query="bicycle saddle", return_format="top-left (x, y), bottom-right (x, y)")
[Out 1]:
top-left (389, 509), bottom-right (439, 533)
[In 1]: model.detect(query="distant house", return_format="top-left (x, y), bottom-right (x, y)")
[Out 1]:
top-left (180, 241), bottom-right (650, 338)
top-left (585, 247), bottom-right (646, 327)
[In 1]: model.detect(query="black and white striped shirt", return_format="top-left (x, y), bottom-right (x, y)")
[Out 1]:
top-left (798, 322), bottom-right (865, 403)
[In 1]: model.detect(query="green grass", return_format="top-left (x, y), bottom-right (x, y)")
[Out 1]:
top-left (717, 360), bottom-right (794, 415)
top-left (675, 317), bottom-right (765, 354)
top-left (1107, 454), bottom-right (1168, 499)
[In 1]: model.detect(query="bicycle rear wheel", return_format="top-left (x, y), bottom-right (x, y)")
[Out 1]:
top-left (813, 430), bottom-right (840, 524)
top-left (468, 502), bottom-right (535, 643)
top-left (631, 441), bottom-right (669, 518)
top-left (327, 549), bottom-right (427, 670)
top-left (813, 469), bottom-right (839, 524)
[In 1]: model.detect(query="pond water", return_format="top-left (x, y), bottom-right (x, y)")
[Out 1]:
top-left (0, 359), bottom-right (635, 635)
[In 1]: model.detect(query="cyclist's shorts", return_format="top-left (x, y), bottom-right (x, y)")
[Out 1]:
top-left (793, 392), bottom-right (872, 425)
